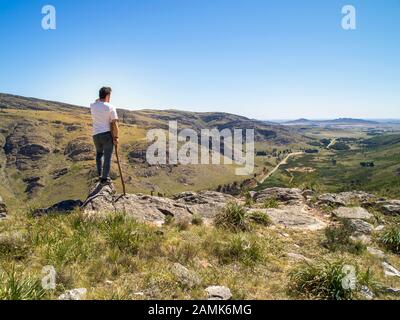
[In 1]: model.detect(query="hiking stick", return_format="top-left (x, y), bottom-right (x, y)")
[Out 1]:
top-left (115, 144), bottom-right (126, 196)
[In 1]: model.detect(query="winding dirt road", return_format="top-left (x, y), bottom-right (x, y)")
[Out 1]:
top-left (258, 152), bottom-right (304, 185)
top-left (326, 138), bottom-right (336, 149)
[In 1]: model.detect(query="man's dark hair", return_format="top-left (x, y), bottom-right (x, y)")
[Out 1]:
top-left (99, 87), bottom-right (112, 100)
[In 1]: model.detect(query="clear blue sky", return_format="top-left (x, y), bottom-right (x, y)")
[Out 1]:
top-left (0, 0), bottom-right (399, 119)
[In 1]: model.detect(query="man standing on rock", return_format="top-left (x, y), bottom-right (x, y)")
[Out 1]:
top-left (90, 87), bottom-right (119, 184)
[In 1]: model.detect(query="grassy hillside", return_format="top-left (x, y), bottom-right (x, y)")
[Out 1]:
top-left (0, 93), bottom-right (307, 210)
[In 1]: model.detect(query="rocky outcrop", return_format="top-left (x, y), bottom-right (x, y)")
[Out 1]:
top-left (349, 219), bottom-right (374, 235)
top-left (33, 186), bottom-right (399, 235)
top-left (173, 191), bottom-right (236, 220)
top-left (64, 137), bottom-right (94, 161)
top-left (317, 191), bottom-right (377, 207)
top-left (382, 262), bottom-right (400, 277)
top-left (23, 176), bottom-right (44, 196)
top-left (4, 122), bottom-right (51, 170)
top-left (80, 183), bottom-right (235, 225)
top-left (250, 206), bottom-right (326, 230)
top-left (81, 183), bottom-right (189, 225)
top-left (36, 185), bottom-right (328, 230)
top-left (33, 199), bottom-right (83, 217)
top-left (254, 187), bottom-right (304, 205)
top-left (338, 191), bottom-right (378, 205)
top-left (0, 196), bottom-right (7, 218)
top-left (378, 200), bottom-right (400, 216)
top-left (333, 207), bottom-right (373, 220)
top-left (51, 168), bottom-right (68, 180)
top-left (367, 247), bottom-right (385, 259)
top-left (317, 193), bottom-right (347, 206)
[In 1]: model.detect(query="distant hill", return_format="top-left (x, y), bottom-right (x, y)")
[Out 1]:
top-left (282, 118), bottom-right (380, 126)
top-left (362, 134), bottom-right (400, 148)
top-left (0, 93), bottom-right (302, 144)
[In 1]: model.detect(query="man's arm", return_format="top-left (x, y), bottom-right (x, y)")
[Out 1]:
top-left (111, 120), bottom-right (119, 145)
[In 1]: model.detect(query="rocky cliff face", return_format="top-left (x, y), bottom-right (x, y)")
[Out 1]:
top-left (4, 122), bottom-right (52, 171)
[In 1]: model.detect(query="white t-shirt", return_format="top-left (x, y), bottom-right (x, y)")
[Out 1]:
top-left (90, 101), bottom-right (118, 136)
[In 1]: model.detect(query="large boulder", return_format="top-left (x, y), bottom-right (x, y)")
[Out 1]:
top-left (349, 219), bottom-right (374, 235)
top-left (82, 183), bottom-right (191, 225)
top-left (205, 286), bottom-right (232, 300)
top-left (382, 262), bottom-right (400, 277)
top-left (0, 196), bottom-right (8, 218)
top-left (338, 191), bottom-right (378, 205)
top-left (317, 191), bottom-right (377, 207)
top-left (254, 187), bottom-right (304, 205)
top-left (333, 207), bottom-right (373, 220)
top-left (317, 193), bottom-right (346, 206)
top-left (33, 199), bottom-right (83, 217)
top-left (378, 200), bottom-right (400, 216)
top-left (173, 191), bottom-right (236, 220)
top-left (249, 205), bottom-right (326, 230)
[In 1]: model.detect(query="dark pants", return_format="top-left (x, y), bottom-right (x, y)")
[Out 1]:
top-left (93, 131), bottom-right (114, 180)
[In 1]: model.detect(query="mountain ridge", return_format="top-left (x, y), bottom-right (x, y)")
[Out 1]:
top-left (282, 118), bottom-right (380, 126)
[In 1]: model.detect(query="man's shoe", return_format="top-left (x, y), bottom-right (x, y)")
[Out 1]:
top-left (100, 178), bottom-right (111, 185)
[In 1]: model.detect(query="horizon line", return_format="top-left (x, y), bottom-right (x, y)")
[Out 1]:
top-left (1, 91), bottom-right (399, 122)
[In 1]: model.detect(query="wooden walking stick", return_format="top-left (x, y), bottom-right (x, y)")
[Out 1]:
top-left (111, 119), bottom-right (126, 196)
top-left (115, 143), bottom-right (126, 196)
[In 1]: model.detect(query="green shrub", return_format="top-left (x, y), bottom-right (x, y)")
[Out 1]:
top-left (212, 234), bottom-right (263, 266)
top-left (0, 269), bottom-right (46, 300)
top-left (174, 218), bottom-right (190, 231)
top-left (289, 260), bottom-right (374, 300)
top-left (30, 215), bottom-right (95, 266)
top-left (100, 214), bottom-right (160, 256)
top-left (323, 220), bottom-right (366, 255)
top-left (166, 241), bottom-right (198, 264)
top-left (262, 198), bottom-right (279, 209)
top-left (379, 226), bottom-right (400, 254)
top-left (248, 211), bottom-right (272, 226)
top-left (243, 191), bottom-right (254, 207)
top-left (0, 232), bottom-right (29, 260)
top-left (214, 202), bottom-right (249, 232)
top-left (191, 214), bottom-right (203, 226)
top-left (163, 215), bottom-right (174, 225)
